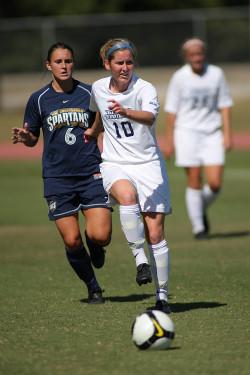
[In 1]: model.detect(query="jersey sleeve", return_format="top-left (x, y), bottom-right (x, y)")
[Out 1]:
top-left (139, 83), bottom-right (159, 118)
top-left (163, 73), bottom-right (180, 114)
top-left (89, 86), bottom-right (99, 112)
top-left (217, 70), bottom-right (233, 109)
top-left (23, 94), bottom-right (41, 137)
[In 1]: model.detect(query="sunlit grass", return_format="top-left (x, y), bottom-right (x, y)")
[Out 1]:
top-left (0, 153), bottom-right (249, 375)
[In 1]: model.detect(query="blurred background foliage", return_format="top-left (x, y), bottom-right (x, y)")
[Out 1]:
top-left (1, 0), bottom-right (249, 17)
top-left (0, 0), bottom-right (250, 73)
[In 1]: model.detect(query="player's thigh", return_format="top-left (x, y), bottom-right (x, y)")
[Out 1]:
top-left (83, 207), bottom-right (112, 244)
top-left (143, 212), bottom-right (165, 244)
top-left (55, 215), bottom-right (82, 248)
top-left (185, 166), bottom-right (203, 189)
top-left (101, 162), bottom-right (137, 204)
top-left (110, 179), bottom-right (137, 205)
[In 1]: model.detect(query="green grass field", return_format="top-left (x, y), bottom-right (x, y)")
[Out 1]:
top-left (0, 150), bottom-right (249, 375)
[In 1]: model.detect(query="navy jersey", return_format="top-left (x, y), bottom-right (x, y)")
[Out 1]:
top-left (24, 79), bottom-right (101, 178)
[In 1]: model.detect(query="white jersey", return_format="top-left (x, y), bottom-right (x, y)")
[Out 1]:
top-left (90, 74), bottom-right (162, 164)
top-left (164, 64), bottom-right (233, 134)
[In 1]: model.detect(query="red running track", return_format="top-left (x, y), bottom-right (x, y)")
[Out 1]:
top-left (0, 133), bottom-right (249, 160)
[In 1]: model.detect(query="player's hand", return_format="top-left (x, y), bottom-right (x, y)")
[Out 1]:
top-left (83, 128), bottom-right (96, 143)
top-left (12, 123), bottom-right (30, 144)
top-left (224, 134), bottom-right (233, 152)
top-left (165, 143), bottom-right (175, 159)
top-left (84, 126), bottom-right (102, 143)
top-left (108, 99), bottom-right (126, 116)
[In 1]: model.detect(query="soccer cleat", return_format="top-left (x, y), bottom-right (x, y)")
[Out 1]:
top-left (194, 230), bottom-right (209, 240)
top-left (136, 263), bottom-right (152, 286)
top-left (203, 212), bottom-right (210, 234)
top-left (155, 300), bottom-right (171, 314)
top-left (87, 288), bottom-right (105, 304)
top-left (194, 212), bottom-right (210, 239)
top-left (85, 231), bottom-right (106, 269)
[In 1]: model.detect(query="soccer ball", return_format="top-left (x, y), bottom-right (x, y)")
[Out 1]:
top-left (131, 310), bottom-right (175, 350)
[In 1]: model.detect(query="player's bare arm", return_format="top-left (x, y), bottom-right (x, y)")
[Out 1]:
top-left (108, 99), bottom-right (154, 126)
top-left (84, 111), bottom-right (103, 139)
top-left (221, 107), bottom-right (233, 151)
top-left (165, 112), bottom-right (176, 158)
top-left (12, 122), bottom-right (38, 147)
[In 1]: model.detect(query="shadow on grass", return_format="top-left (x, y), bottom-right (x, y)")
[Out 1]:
top-left (80, 293), bottom-right (154, 304)
top-left (209, 230), bottom-right (250, 239)
top-left (164, 346), bottom-right (181, 351)
top-left (79, 296), bottom-right (226, 314)
top-left (166, 301), bottom-right (227, 314)
top-left (106, 293), bottom-right (154, 302)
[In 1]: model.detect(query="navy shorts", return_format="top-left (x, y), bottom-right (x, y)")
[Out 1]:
top-left (44, 174), bottom-right (110, 221)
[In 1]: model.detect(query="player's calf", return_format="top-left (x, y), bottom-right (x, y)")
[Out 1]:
top-left (85, 231), bottom-right (106, 269)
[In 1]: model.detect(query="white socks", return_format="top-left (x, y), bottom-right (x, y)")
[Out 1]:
top-left (186, 186), bottom-right (220, 234)
top-left (185, 187), bottom-right (204, 234)
top-left (202, 184), bottom-right (220, 209)
top-left (119, 204), bottom-right (170, 302)
top-left (148, 239), bottom-right (169, 302)
top-left (119, 204), bottom-right (148, 267)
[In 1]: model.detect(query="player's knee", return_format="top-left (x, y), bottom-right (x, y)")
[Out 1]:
top-left (64, 235), bottom-right (82, 250)
top-left (147, 230), bottom-right (163, 245)
top-left (88, 231), bottom-right (111, 247)
top-left (118, 191), bottom-right (137, 205)
top-left (209, 183), bottom-right (221, 193)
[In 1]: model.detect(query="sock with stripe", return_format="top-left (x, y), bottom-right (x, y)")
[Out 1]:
top-left (148, 239), bottom-right (170, 302)
top-left (119, 204), bottom-right (149, 267)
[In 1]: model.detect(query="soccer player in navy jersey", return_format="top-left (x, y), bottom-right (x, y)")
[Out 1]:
top-left (12, 42), bottom-right (112, 304)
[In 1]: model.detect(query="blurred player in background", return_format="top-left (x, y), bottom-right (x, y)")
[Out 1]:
top-left (86, 38), bottom-right (172, 313)
top-left (164, 38), bottom-right (233, 239)
top-left (12, 42), bottom-right (112, 304)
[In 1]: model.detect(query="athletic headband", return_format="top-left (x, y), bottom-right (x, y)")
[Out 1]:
top-left (106, 43), bottom-right (133, 59)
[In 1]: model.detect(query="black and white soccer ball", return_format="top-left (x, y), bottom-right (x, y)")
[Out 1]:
top-left (131, 310), bottom-right (175, 350)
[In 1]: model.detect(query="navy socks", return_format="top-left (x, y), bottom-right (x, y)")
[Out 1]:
top-left (65, 245), bottom-right (100, 291)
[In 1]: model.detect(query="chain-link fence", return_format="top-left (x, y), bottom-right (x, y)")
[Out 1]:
top-left (1, 6), bottom-right (250, 73)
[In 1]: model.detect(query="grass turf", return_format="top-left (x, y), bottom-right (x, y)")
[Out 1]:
top-left (0, 151), bottom-right (249, 375)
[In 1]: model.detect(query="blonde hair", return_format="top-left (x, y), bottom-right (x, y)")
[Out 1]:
top-left (181, 38), bottom-right (206, 56)
top-left (100, 38), bottom-right (137, 64)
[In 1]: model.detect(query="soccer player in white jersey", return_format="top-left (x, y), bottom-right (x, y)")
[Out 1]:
top-left (164, 38), bottom-right (233, 239)
top-left (87, 38), bottom-right (172, 313)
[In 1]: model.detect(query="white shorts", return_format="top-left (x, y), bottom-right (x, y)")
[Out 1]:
top-left (100, 159), bottom-right (172, 214)
top-left (174, 128), bottom-right (225, 167)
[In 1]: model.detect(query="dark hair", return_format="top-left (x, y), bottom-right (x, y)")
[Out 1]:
top-left (47, 42), bottom-right (74, 62)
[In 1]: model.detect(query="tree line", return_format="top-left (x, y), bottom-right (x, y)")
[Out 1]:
top-left (1, 0), bottom-right (248, 18)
